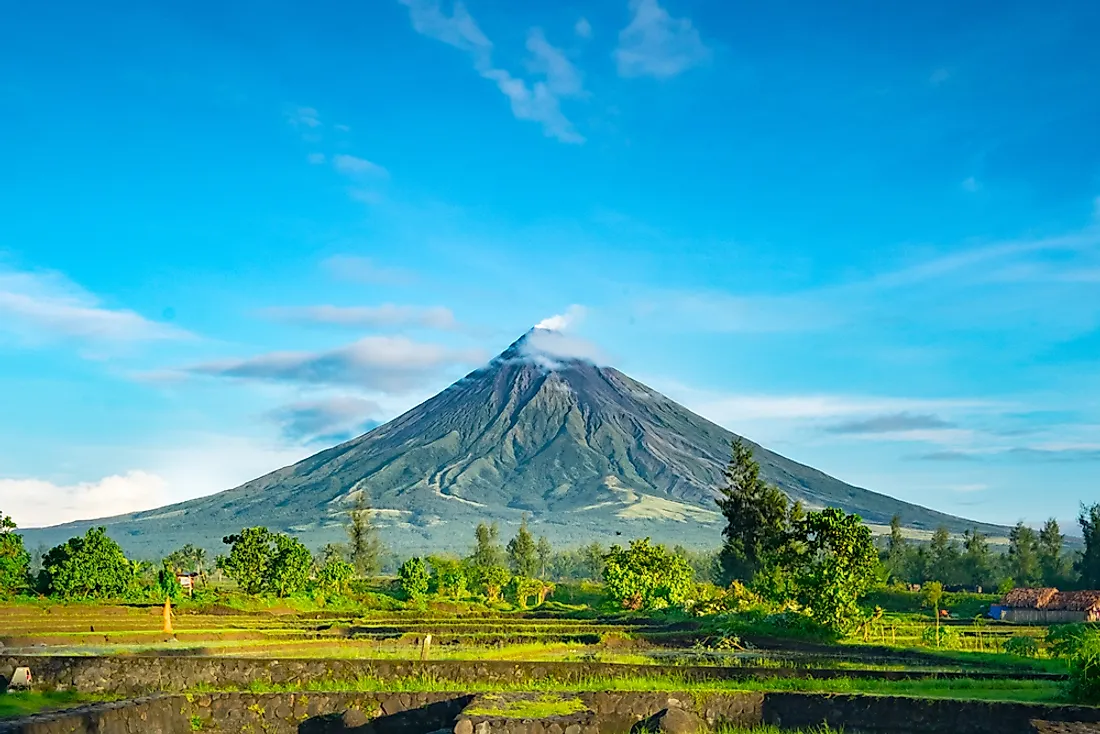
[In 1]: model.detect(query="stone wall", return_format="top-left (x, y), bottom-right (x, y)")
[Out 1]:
top-left (0, 656), bottom-right (1062, 697)
top-left (3, 689), bottom-right (1100, 734)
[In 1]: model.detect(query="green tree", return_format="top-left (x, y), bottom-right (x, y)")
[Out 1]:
top-left (602, 538), bottom-right (695, 610)
top-left (507, 515), bottom-right (538, 577)
top-left (428, 556), bottom-right (468, 599)
top-left (472, 565), bottom-right (511, 603)
top-left (41, 527), bottom-right (135, 599)
top-left (536, 536), bottom-right (552, 579)
top-left (581, 542), bottom-right (605, 580)
top-left (961, 529), bottom-right (993, 589)
top-left (268, 534), bottom-right (312, 597)
top-left (398, 557), bottom-right (430, 600)
top-left (921, 581), bottom-right (946, 646)
top-left (1075, 504), bottom-right (1100, 589)
top-left (0, 512), bottom-right (31, 598)
top-left (716, 438), bottom-right (791, 584)
top-left (787, 508), bottom-right (879, 633)
top-left (219, 527), bottom-right (275, 595)
top-left (316, 557), bottom-right (355, 596)
top-left (884, 514), bottom-right (907, 580)
top-left (346, 493), bottom-right (384, 577)
top-left (1008, 522), bottom-right (1041, 587)
top-left (928, 526), bottom-right (959, 585)
top-left (157, 562), bottom-right (184, 599)
top-left (470, 522), bottom-right (505, 569)
top-left (1039, 518), bottom-right (1069, 587)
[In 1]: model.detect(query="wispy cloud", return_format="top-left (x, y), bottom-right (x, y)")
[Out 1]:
top-left (526, 29), bottom-right (584, 97)
top-left (0, 268), bottom-right (188, 346)
top-left (575, 17), bottom-right (592, 39)
top-left (397, 0), bottom-right (585, 143)
top-left (1008, 445), bottom-right (1100, 462)
top-left (266, 396), bottom-right (382, 444)
top-left (321, 256), bottom-right (416, 285)
top-left (615, 0), bottom-right (711, 79)
top-left (186, 336), bottom-right (485, 391)
top-left (912, 450), bottom-right (983, 462)
top-left (261, 304), bottom-right (460, 331)
top-left (962, 176), bottom-right (980, 192)
top-left (333, 154), bottom-right (388, 177)
top-left (929, 68), bottom-right (952, 86)
top-left (826, 412), bottom-right (955, 434)
top-left (535, 304), bottom-right (586, 331)
top-left (307, 152), bottom-right (326, 165)
top-left (288, 106), bottom-right (321, 128)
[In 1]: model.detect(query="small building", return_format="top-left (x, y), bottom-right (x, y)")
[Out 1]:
top-left (999, 587), bottom-right (1100, 624)
top-left (176, 572), bottom-right (199, 595)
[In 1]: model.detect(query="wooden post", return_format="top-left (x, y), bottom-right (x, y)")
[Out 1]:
top-left (162, 598), bottom-right (174, 634)
top-left (420, 633), bottom-right (432, 661)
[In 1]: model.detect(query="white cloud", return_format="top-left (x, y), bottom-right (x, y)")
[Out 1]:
top-left (186, 335), bottom-right (485, 391)
top-left (307, 152), bottom-right (326, 165)
top-left (321, 256), bottom-right (416, 285)
top-left (575, 17), bottom-right (593, 39)
top-left (0, 268), bottom-right (188, 346)
top-left (929, 68), bottom-right (952, 86)
top-left (288, 106), bottom-right (321, 128)
top-left (522, 329), bottom-right (607, 366)
top-left (397, 0), bottom-right (585, 143)
top-left (0, 471), bottom-right (169, 528)
top-left (334, 123), bottom-right (352, 132)
top-left (615, 0), bottom-right (711, 79)
top-left (333, 154), bottom-right (388, 177)
top-left (348, 189), bottom-right (383, 205)
top-left (535, 304), bottom-right (586, 331)
top-left (962, 176), bottom-right (980, 192)
top-left (261, 304), bottom-right (460, 331)
top-left (526, 28), bottom-right (584, 97)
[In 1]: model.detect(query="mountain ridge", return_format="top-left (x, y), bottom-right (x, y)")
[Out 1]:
top-left (21, 329), bottom-right (1010, 557)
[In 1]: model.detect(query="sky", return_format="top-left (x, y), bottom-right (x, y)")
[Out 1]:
top-left (1, 0), bottom-right (1099, 533)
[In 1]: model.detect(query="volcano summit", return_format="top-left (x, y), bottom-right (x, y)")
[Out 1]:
top-left (24, 328), bottom-right (1005, 556)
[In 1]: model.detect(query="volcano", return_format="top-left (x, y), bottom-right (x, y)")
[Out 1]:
top-left (23, 329), bottom-right (1006, 556)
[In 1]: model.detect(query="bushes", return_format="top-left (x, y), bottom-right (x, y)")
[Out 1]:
top-left (398, 557), bottom-right (430, 600)
top-left (316, 558), bottom-right (355, 596)
top-left (217, 527), bottom-right (312, 597)
top-left (1049, 624), bottom-right (1100, 704)
top-left (40, 527), bottom-right (136, 599)
top-left (0, 512), bottom-right (31, 598)
top-left (1003, 635), bottom-right (1041, 658)
top-left (603, 538), bottom-right (695, 611)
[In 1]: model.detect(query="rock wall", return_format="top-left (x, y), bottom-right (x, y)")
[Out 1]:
top-left (3, 690), bottom-right (1099, 734)
top-left (0, 656), bottom-right (1062, 696)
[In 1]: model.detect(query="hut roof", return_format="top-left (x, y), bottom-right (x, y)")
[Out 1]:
top-left (1001, 587), bottom-right (1059, 609)
top-left (1047, 591), bottom-right (1100, 612)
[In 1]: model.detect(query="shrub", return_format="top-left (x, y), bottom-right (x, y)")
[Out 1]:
top-left (1003, 635), bottom-right (1041, 658)
top-left (921, 624), bottom-right (960, 649)
top-left (267, 534), bottom-right (312, 597)
top-left (40, 527), bottom-right (135, 599)
top-left (428, 557), bottom-right (468, 599)
top-left (398, 557), bottom-right (430, 600)
top-left (316, 558), bottom-right (355, 596)
top-left (1048, 624), bottom-right (1100, 704)
top-left (602, 538), bottom-right (695, 611)
top-left (0, 512), bottom-right (30, 598)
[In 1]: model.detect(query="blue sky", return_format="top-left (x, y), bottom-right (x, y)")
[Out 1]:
top-left (1, 0), bottom-right (1098, 532)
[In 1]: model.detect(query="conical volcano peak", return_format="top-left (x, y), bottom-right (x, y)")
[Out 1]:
top-left (496, 326), bottom-right (605, 370)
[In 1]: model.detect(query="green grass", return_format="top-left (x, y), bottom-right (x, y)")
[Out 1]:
top-left (711, 726), bottom-right (842, 734)
top-left (0, 691), bottom-right (108, 719)
top-left (465, 694), bottom-right (589, 718)
top-left (187, 672), bottom-right (1067, 705)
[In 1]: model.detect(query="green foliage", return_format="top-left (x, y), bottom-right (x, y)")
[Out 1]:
top-left (919, 624), bottom-right (959, 648)
top-left (268, 534), bottom-right (312, 596)
top-left (316, 557), bottom-right (355, 596)
top-left (470, 522), bottom-right (505, 569)
top-left (602, 537), bottom-right (695, 610)
top-left (1047, 624), bottom-right (1100, 704)
top-left (218, 527), bottom-right (311, 596)
top-left (1008, 522), bottom-right (1041, 588)
top-left (787, 508), bottom-right (879, 633)
top-left (928, 527), bottom-right (960, 586)
top-left (536, 536), bottom-right (553, 579)
top-left (961, 529), bottom-right (993, 589)
top-left (398, 556), bottom-right (430, 600)
top-left (510, 575), bottom-right (546, 609)
top-left (157, 562), bottom-right (184, 600)
top-left (472, 564), bottom-right (511, 603)
top-left (1038, 518), bottom-right (1069, 587)
top-left (0, 512), bottom-right (31, 597)
top-left (507, 515), bottom-right (538, 578)
top-left (1076, 503), bottom-right (1100, 589)
top-left (40, 527), bottom-right (135, 599)
top-left (1003, 636), bottom-right (1041, 658)
top-left (346, 493), bottom-right (384, 577)
top-left (716, 439), bottom-right (792, 584)
top-left (219, 527), bottom-right (274, 595)
top-left (428, 556), bottom-right (468, 599)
